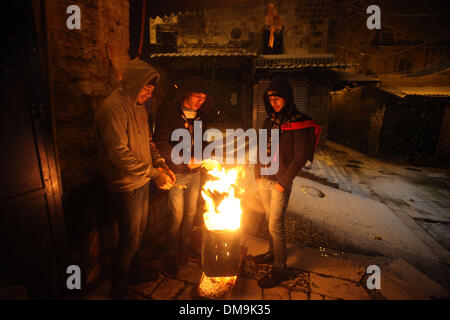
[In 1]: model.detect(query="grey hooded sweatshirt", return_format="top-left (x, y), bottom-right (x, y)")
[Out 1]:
top-left (95, 59), bottom-right (164, 192)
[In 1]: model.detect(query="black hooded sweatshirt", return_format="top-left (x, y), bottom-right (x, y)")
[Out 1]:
top-left (254, 79), bottom-right (318, 190)
top-left (154, 76), bottom-right (213, 174)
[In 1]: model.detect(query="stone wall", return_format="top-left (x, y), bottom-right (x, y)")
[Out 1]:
top-left (435, 106), bottom-right (450, 166)
top-left (328, 86), bottom-right (386, 155)
top-left (46, 0), bottom-right (129, 195)
top-left (307, 84), bottom-right (331, 144)
top-left (45, 0), bottom-right (130, 289)
top-left (329, 85), bottom-right (448, 165)
top-left (150, 0), bottom-right (331, 54)
top-left (327, 0), bottom-right (450, 164)
top-left (328, 0), bottom-right (450, 76)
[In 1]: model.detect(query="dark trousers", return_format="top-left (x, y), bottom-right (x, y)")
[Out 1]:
top-left (109, 183), bottom-right (149, 290)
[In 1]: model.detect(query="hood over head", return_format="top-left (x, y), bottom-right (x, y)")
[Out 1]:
top-left (263, 79), bottom-right (298, 117)
top-left (121, 59), bottom-right (160, 105)
top-left (172, 76), bottom-right (213, 118)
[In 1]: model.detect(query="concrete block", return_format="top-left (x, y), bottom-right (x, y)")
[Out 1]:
top-left (230, 277), bottom-right (262, 300)
top-left (380, 259), bottom-right (450, 300)
top-left (310, 293), bottom-right (324, 300)
top-left (242, 235), bottom-right (270, 257)
top-left (310, 273), bottom-right (371, 300)
top-left (176, 283), bottom-right (194, 300)
top-left (129, 274), bottom-right (165, 297)
top-left (151, 278), bottom-right (187, 300)
top-left (177, 261), bottom-right (203, 285)
top-left (262, 287), bottom-right (290, 300)
top-left (287, 244), bottom-right (388, 282)
top-left (291, 290), bottom-right (309, 300)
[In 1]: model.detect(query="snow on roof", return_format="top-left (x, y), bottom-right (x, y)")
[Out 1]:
top-left (380, 86), bottom-right (450, 98)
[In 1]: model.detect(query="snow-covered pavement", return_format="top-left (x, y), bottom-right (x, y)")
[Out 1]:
top-left (242, 140), bottom-right (450, 289)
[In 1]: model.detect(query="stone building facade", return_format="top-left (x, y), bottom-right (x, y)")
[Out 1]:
top-left (327, 0), bottom-right (450, 166)
top-left (46, 0), bottom-right (130, 194)
top-left (149, 0), bottom-right (338, 145)
top-left (150, 0), bottom-right (331, 54)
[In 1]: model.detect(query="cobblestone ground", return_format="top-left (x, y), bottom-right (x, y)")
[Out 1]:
top-left (86, 235), bottom-right (449, 300)
top-left (88, 256), bottom-right (369, 300)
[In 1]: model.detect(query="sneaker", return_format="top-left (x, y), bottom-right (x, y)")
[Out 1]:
top-left (257, 268), bottom-right (288, 289)
top-left (164, 255), bottom-right (179, 277)
top-left (253, 252), bottom-right (274, 264)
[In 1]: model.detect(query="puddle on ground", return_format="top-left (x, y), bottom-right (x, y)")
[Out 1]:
top-left (284, 212), bottom-right (382, 258)
top-left (379, 170), bottom-right (397, 175)
top-left (319, 246), bottom-right (344, 257)
top-left (301, 185), bottom-right (325, 198)
top-left (406, 167), bottom-right (422, 172)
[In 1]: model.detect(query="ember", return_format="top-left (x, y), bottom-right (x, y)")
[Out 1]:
top-left (197, 273), bottom-right (237, 299)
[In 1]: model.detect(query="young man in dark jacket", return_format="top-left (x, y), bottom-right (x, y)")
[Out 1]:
top-left (254, 79), bottom-right (320, 288)
top-left (154, 76), bottom-right (213, 276)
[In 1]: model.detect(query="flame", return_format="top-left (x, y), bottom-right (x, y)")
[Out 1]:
top-left (197, 273), bottom-right (237, 298)
top-left (201, 160), bottom-right (243, 231)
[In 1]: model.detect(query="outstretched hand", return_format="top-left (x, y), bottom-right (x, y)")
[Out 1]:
top-left (154, 171), bottom-right (174, 190)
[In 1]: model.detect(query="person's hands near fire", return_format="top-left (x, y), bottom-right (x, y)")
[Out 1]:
top-left (155, 167), bottom-right (176, 190)
top-left (160, 166), bottom-right (176, 184)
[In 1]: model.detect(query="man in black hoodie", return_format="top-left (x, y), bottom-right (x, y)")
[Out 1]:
top-left (154, 76), bottom-right (213, 276)
top-left (254, 79), bottom-right (320, 288)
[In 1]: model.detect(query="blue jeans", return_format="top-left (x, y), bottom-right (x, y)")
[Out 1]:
top-left (109, 183), bottom-right (149, 289)
top-left (167, 171), bottom-right (201, 255)
top-left (257, 177), bottom-right (291, 270)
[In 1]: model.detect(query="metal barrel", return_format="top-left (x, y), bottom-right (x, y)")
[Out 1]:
top-left (201, 228), bottom-right (240, 277)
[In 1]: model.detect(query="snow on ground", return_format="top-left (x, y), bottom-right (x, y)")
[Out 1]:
top-left (241, 140), bottom-right (450, 287)
top-left (288, 176), bottom-right (438, 263)
top-left (243, 166), bottom-right (444, 268)
top-left (302, 141), bottom-right (450, 248)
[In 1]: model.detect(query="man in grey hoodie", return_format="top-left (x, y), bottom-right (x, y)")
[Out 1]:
top-left (95, 59), bottom-right (175, 298)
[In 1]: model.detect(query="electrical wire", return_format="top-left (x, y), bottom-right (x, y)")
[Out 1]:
top-left (138, 0), bottom-right (146, 57)
top-left (382, 12), bottom-right (450, 17)
top-left (329, 34), bottom-right (450, 60)
top-left (336, 0), bottom-right (443, 41)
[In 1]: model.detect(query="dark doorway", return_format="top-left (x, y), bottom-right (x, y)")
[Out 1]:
top-left (378, 97), bottom-right (445, 163)
top-left (0, 1), bottom-right (68, 297)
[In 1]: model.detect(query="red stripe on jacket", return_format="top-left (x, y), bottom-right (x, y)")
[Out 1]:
top-left (280, 120), bottom-right (321, 147)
